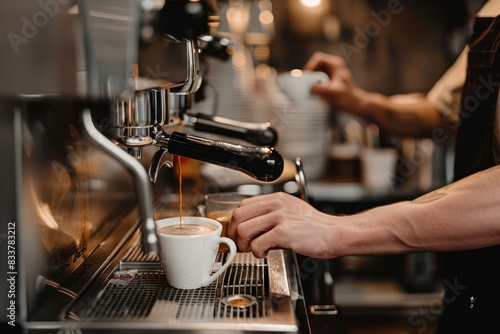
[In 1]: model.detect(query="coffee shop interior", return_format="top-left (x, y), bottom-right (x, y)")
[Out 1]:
top-left (182, 0), bottom-right (483, 332)
top-left (0, 0), bottom-right (489, 333)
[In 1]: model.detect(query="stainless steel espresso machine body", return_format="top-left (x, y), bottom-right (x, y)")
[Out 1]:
top-left (0, 1), bottom-right (308, 333)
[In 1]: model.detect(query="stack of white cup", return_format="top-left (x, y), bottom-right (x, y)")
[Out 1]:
top-left (275, 70), bottom-right (331, 180)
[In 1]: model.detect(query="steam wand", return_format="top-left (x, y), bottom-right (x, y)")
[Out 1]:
top-left (81, 109), bottom-right (158, 255)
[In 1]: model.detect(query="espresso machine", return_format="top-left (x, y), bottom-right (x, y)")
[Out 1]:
top-left (0, 0), bottom-right (319, 333)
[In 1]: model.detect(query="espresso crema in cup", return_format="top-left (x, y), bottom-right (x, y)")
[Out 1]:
top-left (155, 216), bottom-right (237, 289)
top-left (158, 223), bottom-right (215, 236)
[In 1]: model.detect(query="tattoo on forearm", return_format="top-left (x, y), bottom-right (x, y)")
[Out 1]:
top-left (413, 191), bottom-right (447, 204)
top-left (413, 165), bottom-right (500, 205)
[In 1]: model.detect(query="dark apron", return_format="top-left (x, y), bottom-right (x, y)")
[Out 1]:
top-left (437, 15), bottom-right (500, 333)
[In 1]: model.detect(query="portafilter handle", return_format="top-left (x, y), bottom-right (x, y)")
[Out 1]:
top-left (155, 131), bottom-right (284, 182)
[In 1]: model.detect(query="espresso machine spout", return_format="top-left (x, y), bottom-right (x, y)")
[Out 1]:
top-left (154, 131), bottom-right (284, 182)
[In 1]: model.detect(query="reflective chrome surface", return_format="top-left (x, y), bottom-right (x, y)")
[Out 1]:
top-left (6, 102), bottom-right (299, 332)
top-left (1, 1), bottom-right (294, 332)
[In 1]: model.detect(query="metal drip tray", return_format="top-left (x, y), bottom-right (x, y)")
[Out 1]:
top-left (72, 255), bottom-right (269, 321)
top-left (67, 241), bottom-right (299, 333)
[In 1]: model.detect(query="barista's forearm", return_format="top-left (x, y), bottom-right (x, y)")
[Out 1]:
top-left (333, 165), bottom-right (500, 257)
top-left (355, 91), bottom-right (455, 138)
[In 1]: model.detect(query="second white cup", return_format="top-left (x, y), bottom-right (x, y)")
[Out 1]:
top-left (360, 148), bottom-right (398, 189)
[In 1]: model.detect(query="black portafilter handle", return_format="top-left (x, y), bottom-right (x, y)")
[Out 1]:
top-left (187, 112), bottom-right (279, 147)
top-left (157, 0), bottom-right (217, 40)
top-left (161, 132), bottom-right (284, 182)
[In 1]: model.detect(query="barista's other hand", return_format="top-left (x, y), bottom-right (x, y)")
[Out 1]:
top-left (303, 51), bottom-right (368, 117)
top-left (228, 192), bottom-right (336, 259)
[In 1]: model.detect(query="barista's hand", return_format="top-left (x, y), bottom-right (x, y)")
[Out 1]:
top-left (228, 192), bottom-right (336, 259)
top-left (303, 52), bottom-right (369, 118)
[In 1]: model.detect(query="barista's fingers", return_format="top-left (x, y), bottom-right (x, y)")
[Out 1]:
top-left (249, 226), bottom-right (283, 259)
top-left (237, 192), bottom-right (279, 207)
top-left (303, 51), bottom-right (345, 77)
top-left (233, 212), bottom-right (280, 254)
top-left (228, 199), bottom-right (273, 239)
top-left (303, 51), bottom-right (328, 72)
top-left (310, 82), bottom-right (332, 95)
top-left (232, 219), bottom-right (251, 252)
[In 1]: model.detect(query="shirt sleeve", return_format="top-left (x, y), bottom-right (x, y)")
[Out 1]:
top-left (426, 46), bottom-right (469, 124)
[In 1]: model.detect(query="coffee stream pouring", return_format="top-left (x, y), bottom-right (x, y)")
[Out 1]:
top-left (80, 0), bottom-right (283, 253)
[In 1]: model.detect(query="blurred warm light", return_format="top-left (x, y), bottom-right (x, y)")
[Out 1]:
top-left (323, 15), bottom-right (341, 41)
top-left (232, 50), bottom-right (247, 68)
top-left (288, 0), bottom-right (330, 36)
top-left (255, 64), bottom-right (273, 79)
top-left (254, 45), bottom-right (270, 62)
top-left (226, 5), bottom-right (249, 35)
top-left (259, 9), bottom-right (274, 25)
top-left (290, 69), bottom-right (303, 77)
top-left (298, 0), bottom-right (322, 8)
top-left (68, 4), bottom-right (78, 14)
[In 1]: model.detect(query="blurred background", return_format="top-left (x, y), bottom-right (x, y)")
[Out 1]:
top-left (0, 1), bottom-right (489, 333)
top-left (192, 1), bottom-right (487, 332)
top-left (195, 0), bottom-right (486, 190)
top-left (239, 0), bottom-right (480, 93)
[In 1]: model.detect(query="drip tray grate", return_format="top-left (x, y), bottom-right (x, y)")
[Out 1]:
top-left (72, 253), bottom-right (270, 322)
top-left (218, 259), bottom-right (270, 319)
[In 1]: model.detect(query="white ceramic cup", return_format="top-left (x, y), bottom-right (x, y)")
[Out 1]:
top-left (360, 148), bottom-right (398, 189)
top-left (155, 216), bottom-right (237, 289)
top-left (276, 70), bottom-right (330, 101)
